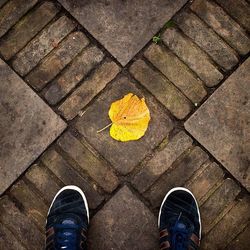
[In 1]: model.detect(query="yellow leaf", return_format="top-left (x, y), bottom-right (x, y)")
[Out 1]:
top-left (108, 93), bottom-right (150, 142)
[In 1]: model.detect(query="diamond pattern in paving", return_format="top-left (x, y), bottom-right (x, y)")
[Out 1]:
top-left (75, 76), bottom-right (174, 175)
top-left (88, 186), bottom-right (158, 250)
top-left (0, 0), bottom-right (250, 249)
top-left (0, 59), bottom-right (66, 195)
top-left (58, 0), bottom-right (188, 66)
top-left (185, 58), bottom-right (250, 191)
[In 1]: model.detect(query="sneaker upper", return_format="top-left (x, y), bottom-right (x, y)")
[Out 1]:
top-left (46, 187), bottom-right (89, 250)
top-left (158, 188), bottom-right (201, 250)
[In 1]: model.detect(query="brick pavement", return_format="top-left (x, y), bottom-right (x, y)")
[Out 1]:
top-left (0, 0), bottom-right (249, 249)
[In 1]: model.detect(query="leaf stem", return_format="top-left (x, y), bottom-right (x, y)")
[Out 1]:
top-left (97, 122), bottom-right (112, 133)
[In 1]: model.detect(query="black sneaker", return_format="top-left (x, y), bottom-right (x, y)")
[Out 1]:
top-left (45, 185), bottom-right (89, 250)
top-left (158, 187), bottom-right (201, 250)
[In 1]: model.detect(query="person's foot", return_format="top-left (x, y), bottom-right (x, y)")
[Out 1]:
top-left (45, 185), bottom-right (89, 250)
top-left (158, 187), bottom-right (201, 250)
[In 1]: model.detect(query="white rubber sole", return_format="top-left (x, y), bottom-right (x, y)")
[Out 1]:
top-left (47, 185), bottom-right (89, 223)
top-left (158, 187), bottom-right (201, 238)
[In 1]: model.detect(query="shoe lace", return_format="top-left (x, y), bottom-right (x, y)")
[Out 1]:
top-left (54, 224), bottom-right (81, 250)
top-left (170, 213), bottom-right (189, 250)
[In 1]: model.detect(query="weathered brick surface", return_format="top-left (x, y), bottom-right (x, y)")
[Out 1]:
top-left (59, 60), bottom-right (120, 120)
top-left (145, 44), bottom-right (207, 104)
top-left (132, 131), bottom-right (193, 193)
top-left (186, 162), bottom-right (224, 204)
top-left (144, 146), bottom-right (209, 207)
top-left (200, 178), bottom-right (241, 233)
top-left (25, 164), bottom-right (62, 204)
top-left (226, 224), bottom-right (250, 250)
top-left (130, 59), bottom-right (192, 119)
top-left (162, 27), bottom-right (223, 87)
top-left (0, 223), bottom-right (26, 250)
top-left (57, 132), bottom-right (119, 193)
top-left (191, 0), bottom-right (250, 55)
top-left (25, 31), bottom-right (89, 90)
top-left (0, 0), bottom-right (38, 37)
top-left (215, 0), bottom-right (250, 32)
top-left (10, 180), bottom-right (48, 230)
top-left (75, 76), bottom-right (174, 175)
top-left (88, 186), bottom-right (158, 250)
top-left (45, 46), bottom-right (104, 105)
top-left (174, 10), bottom-right (239, 70)
top-left (0, 1), bottom-right (59, 60)
top-left (42, 149), bottom-right (104, 209)
top-left (202, 196), bottom-right (250, 250)
top-left (0, 196), bottom-right (44, 250)
top-left (12, 16), bottom-right (76, 76)
top-left (0, 0), bottom-right (8, 8)
top-left (0, 1), bottom-right (249, 249)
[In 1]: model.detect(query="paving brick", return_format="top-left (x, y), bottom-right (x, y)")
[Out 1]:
top-left (132, 131), bottom-right (193, 193)
top-left (185, 58), bottom-right (250, 191)
top-left (0, 196), bottom-right (44, 250)
top-left (0, 59), bottom-right (66, 195)
top-left (58, 0), bottom-right (187, 66)
top-left (200, 178), bottom-right (241, 233)
top-left (88, 185), bottom-right (158, 250)
top-left (45, 46), bottom-right (104, 105)
top-left (202, 196), bottom-right (250, 250)
top-left (162, 27), bottom-right (223, 87)
top-left (186, 162), bottom-right (224, 204)
top-left (174, 10), bottom-right (239, 70)
top-left (10, 180), bottom-right (48, 230)
top-left (41, 149), bottom-right (104, 209)
top-left (0, 1), bottom-right (59, 60)
top-left (191, 0), bottom-right (250, 55)
top-left (0, 0), bottom-right (8, 8)
top-left (25, 164), bottom-right (62, 204)
top-left (226, 223), bottom-right (250, 250)
top-left (215, 0), bottom-right (250, 32)
top-left (0, 223), bottom-right (26, 250)
top-left (130, 59), bottom-right (192, 119)
top-left (75, 76), bottom-right (174, 175)
top-left (59, 60), bottom-right (120, 120)
top-left (0, 0), bottom-right (38, 38)
top-left (57, 132), bottom-right (119, 193)
top-left (12, 16), bottom-right (76, 76)
top-left (25, 31), bottom-right (89, 90)
top-left (144, 146), bottom-right (209, 207)
top-left (145, 44), bottom-right (207, 104)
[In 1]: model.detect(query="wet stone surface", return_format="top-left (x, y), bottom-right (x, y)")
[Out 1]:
top-left (58, 0), bottom-right (188, 65)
